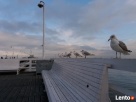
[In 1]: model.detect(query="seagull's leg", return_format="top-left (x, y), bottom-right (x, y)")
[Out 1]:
top-left (120, 52), bottom-right (121, 59)
top-left (116, 52), bottom-right (117, 58)
top-left (85, 55), bottom-right (86, 58)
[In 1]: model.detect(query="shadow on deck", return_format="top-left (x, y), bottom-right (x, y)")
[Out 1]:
top-left (0, 72), bottom-right (48, 102)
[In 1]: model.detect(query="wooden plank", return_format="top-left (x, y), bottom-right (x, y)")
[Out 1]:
top-left (52, 67), bottom-right (100, 99)
top-left (46, 71), bottom-right (77, 102)
top-left (42, 59), bottom-right (109, 102)
top-left (11, 87), bottom-right (22, 102)
top-left (54, 68), bottom-right (100, 96)
top-left (51, 73), bottom-right (86, 102)
top-left (43, 71), bottom-right (77, 102)
top-left (0, 73), bottom-right (48, 102)
top-left (57, 64), bottom-right (102, 81)
top-left (57, 62), bottom-right (104, 75)
top-left (57, 61), bottom-right (104, 71)
top-left (42, 72), bottom-right (61, 102)
top-left (52, 61), bottom-right (103, 86)
top-left (16, 87), bottom-right (27, 102)
top-left (0, 83), bottom-right (14, 102)
top-left (53, 65), bottom-right (101, 88)
top-left (52, 73), bottom-right (91, 102)
top-left (47, 75), bottom-right (69, 102)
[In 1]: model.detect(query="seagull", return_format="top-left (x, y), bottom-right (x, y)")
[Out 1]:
top-left (63, 52), bottom-right (67, 57)
top-left (81, 50), bottom-right (95, 58)
top-left (108, 35), bottom-right (132, 58)
top-left (58, 53), bottom-right (61, 58)
top-left (66, 52), bottom-right (72, 58)
top-left (58, 53), bottom-right (62, 58)
top-left (61, 53), bottom-right (64, 58)
top-left (73, 51), bottom-right (82, 58)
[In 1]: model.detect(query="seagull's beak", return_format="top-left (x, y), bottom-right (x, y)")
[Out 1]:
top-left (108, 38), bottom-right (111, 41)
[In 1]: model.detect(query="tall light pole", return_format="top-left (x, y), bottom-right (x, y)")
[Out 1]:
top-left (11, 46), bottom-right (14, 58)
top-left (38, 1), bottom-right (45, 59)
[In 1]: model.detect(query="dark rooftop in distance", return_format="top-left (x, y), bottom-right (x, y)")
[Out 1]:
top-left (0, 72), bottom-right (48, 102)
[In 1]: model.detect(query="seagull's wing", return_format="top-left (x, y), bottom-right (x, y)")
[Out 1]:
top-left (119, 41), bottom-right (128, 51)
top-left (84, 51), bottom-right (90, 55)
top-left (91, 54), bottom-right (95, 56)
top-left (76, 53), bottom-right (82, 56)
top-left (81, 51), bottom-right (85, 55)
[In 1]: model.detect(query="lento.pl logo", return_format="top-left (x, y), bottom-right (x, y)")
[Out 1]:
top-left (115, 95), bottom-right (135, 101)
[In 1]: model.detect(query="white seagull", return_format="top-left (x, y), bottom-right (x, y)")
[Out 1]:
top-left (73, 51), bottom-right (82, 58)
top-left (66, 52), bottom-right (72, 58)
top-left (58, 53), bottom-right (61, 58)
top-left (108, 35), bottom-right (132, 58)
top-left (62, 52), bottom-right (67, 57)
top-left (81, 50), bottom-right (95, 58)
top-left (61, 53), bottom-right (64, 58)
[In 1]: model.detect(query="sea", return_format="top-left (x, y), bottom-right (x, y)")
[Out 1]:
top-left (108, 69), bottom-right (136, 102)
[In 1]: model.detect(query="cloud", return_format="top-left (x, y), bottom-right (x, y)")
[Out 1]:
top-left (0, 0), bottom-right (136, 58)
top-left (45, 0), bottom-right (136, 40)
top-left (0, 20), bottom-right (40, 34)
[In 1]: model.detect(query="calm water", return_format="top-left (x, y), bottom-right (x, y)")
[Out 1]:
top-left (109, 69), bottom-right (136, 92)
top-left (109, 69), bottom-right (136, 102)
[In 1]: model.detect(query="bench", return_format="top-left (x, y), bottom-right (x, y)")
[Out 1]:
top-left (42, 59), bottom-right (109, 102)
top-left (36, 60), bottom-right (54, 74)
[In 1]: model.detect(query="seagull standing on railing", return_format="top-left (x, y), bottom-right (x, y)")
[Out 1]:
top-left (58, 53), bottom-right (61, 58)
top-left (63, 52), bottom-right (67, 57)
top-left (61, 53), bottom-right (64, 58)
top-left (108, 35), bottom-right (132, 58)
top-left (73, 51), bottom-right (82, 58)
top-left (66, 52), bottom-right (72, 58)
top-left (81, 50), bottom-right (95, 58)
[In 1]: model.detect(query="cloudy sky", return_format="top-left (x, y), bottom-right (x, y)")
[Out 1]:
top-left (0, 0), bottom-right (136, 59)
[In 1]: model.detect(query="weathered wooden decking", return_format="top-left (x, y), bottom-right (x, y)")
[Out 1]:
top-left (0, 72), bottom-right (48, 102)
top-left (0, 72), bottom-right (133, 102)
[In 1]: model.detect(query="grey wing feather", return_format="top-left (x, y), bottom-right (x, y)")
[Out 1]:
top-left (119, 41), bottom-right (128, 51)
top-left (84, 51), bottom-right (90, 55)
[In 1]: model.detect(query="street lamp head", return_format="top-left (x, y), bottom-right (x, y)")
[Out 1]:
top-left (38, 3), bottom-right (43, 8)
top-left (38, 1), bottom-right (44, 8)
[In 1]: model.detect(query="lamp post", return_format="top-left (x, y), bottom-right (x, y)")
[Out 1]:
top-left (38, 1), bottom-right (45, 59)
top-left (11, 46), bottom-right (14, 58)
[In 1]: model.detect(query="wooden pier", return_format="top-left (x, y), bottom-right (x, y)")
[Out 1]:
top-left (0, 73), bottom-right (48, 102)
top-left (0, 58), bottom-right (136, 102)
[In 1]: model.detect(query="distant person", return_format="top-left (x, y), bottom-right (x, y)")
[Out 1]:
top-left (1, 57), bottom-right (3, 59)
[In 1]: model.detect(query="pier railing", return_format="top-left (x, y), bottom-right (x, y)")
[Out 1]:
top-left (19, 58), bottom-right (43, 72)
top-left (65, 58), bottom-right (136, 72)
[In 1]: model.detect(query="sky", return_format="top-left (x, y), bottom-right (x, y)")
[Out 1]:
top-left (0, 0), bottom-right (136, 59)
